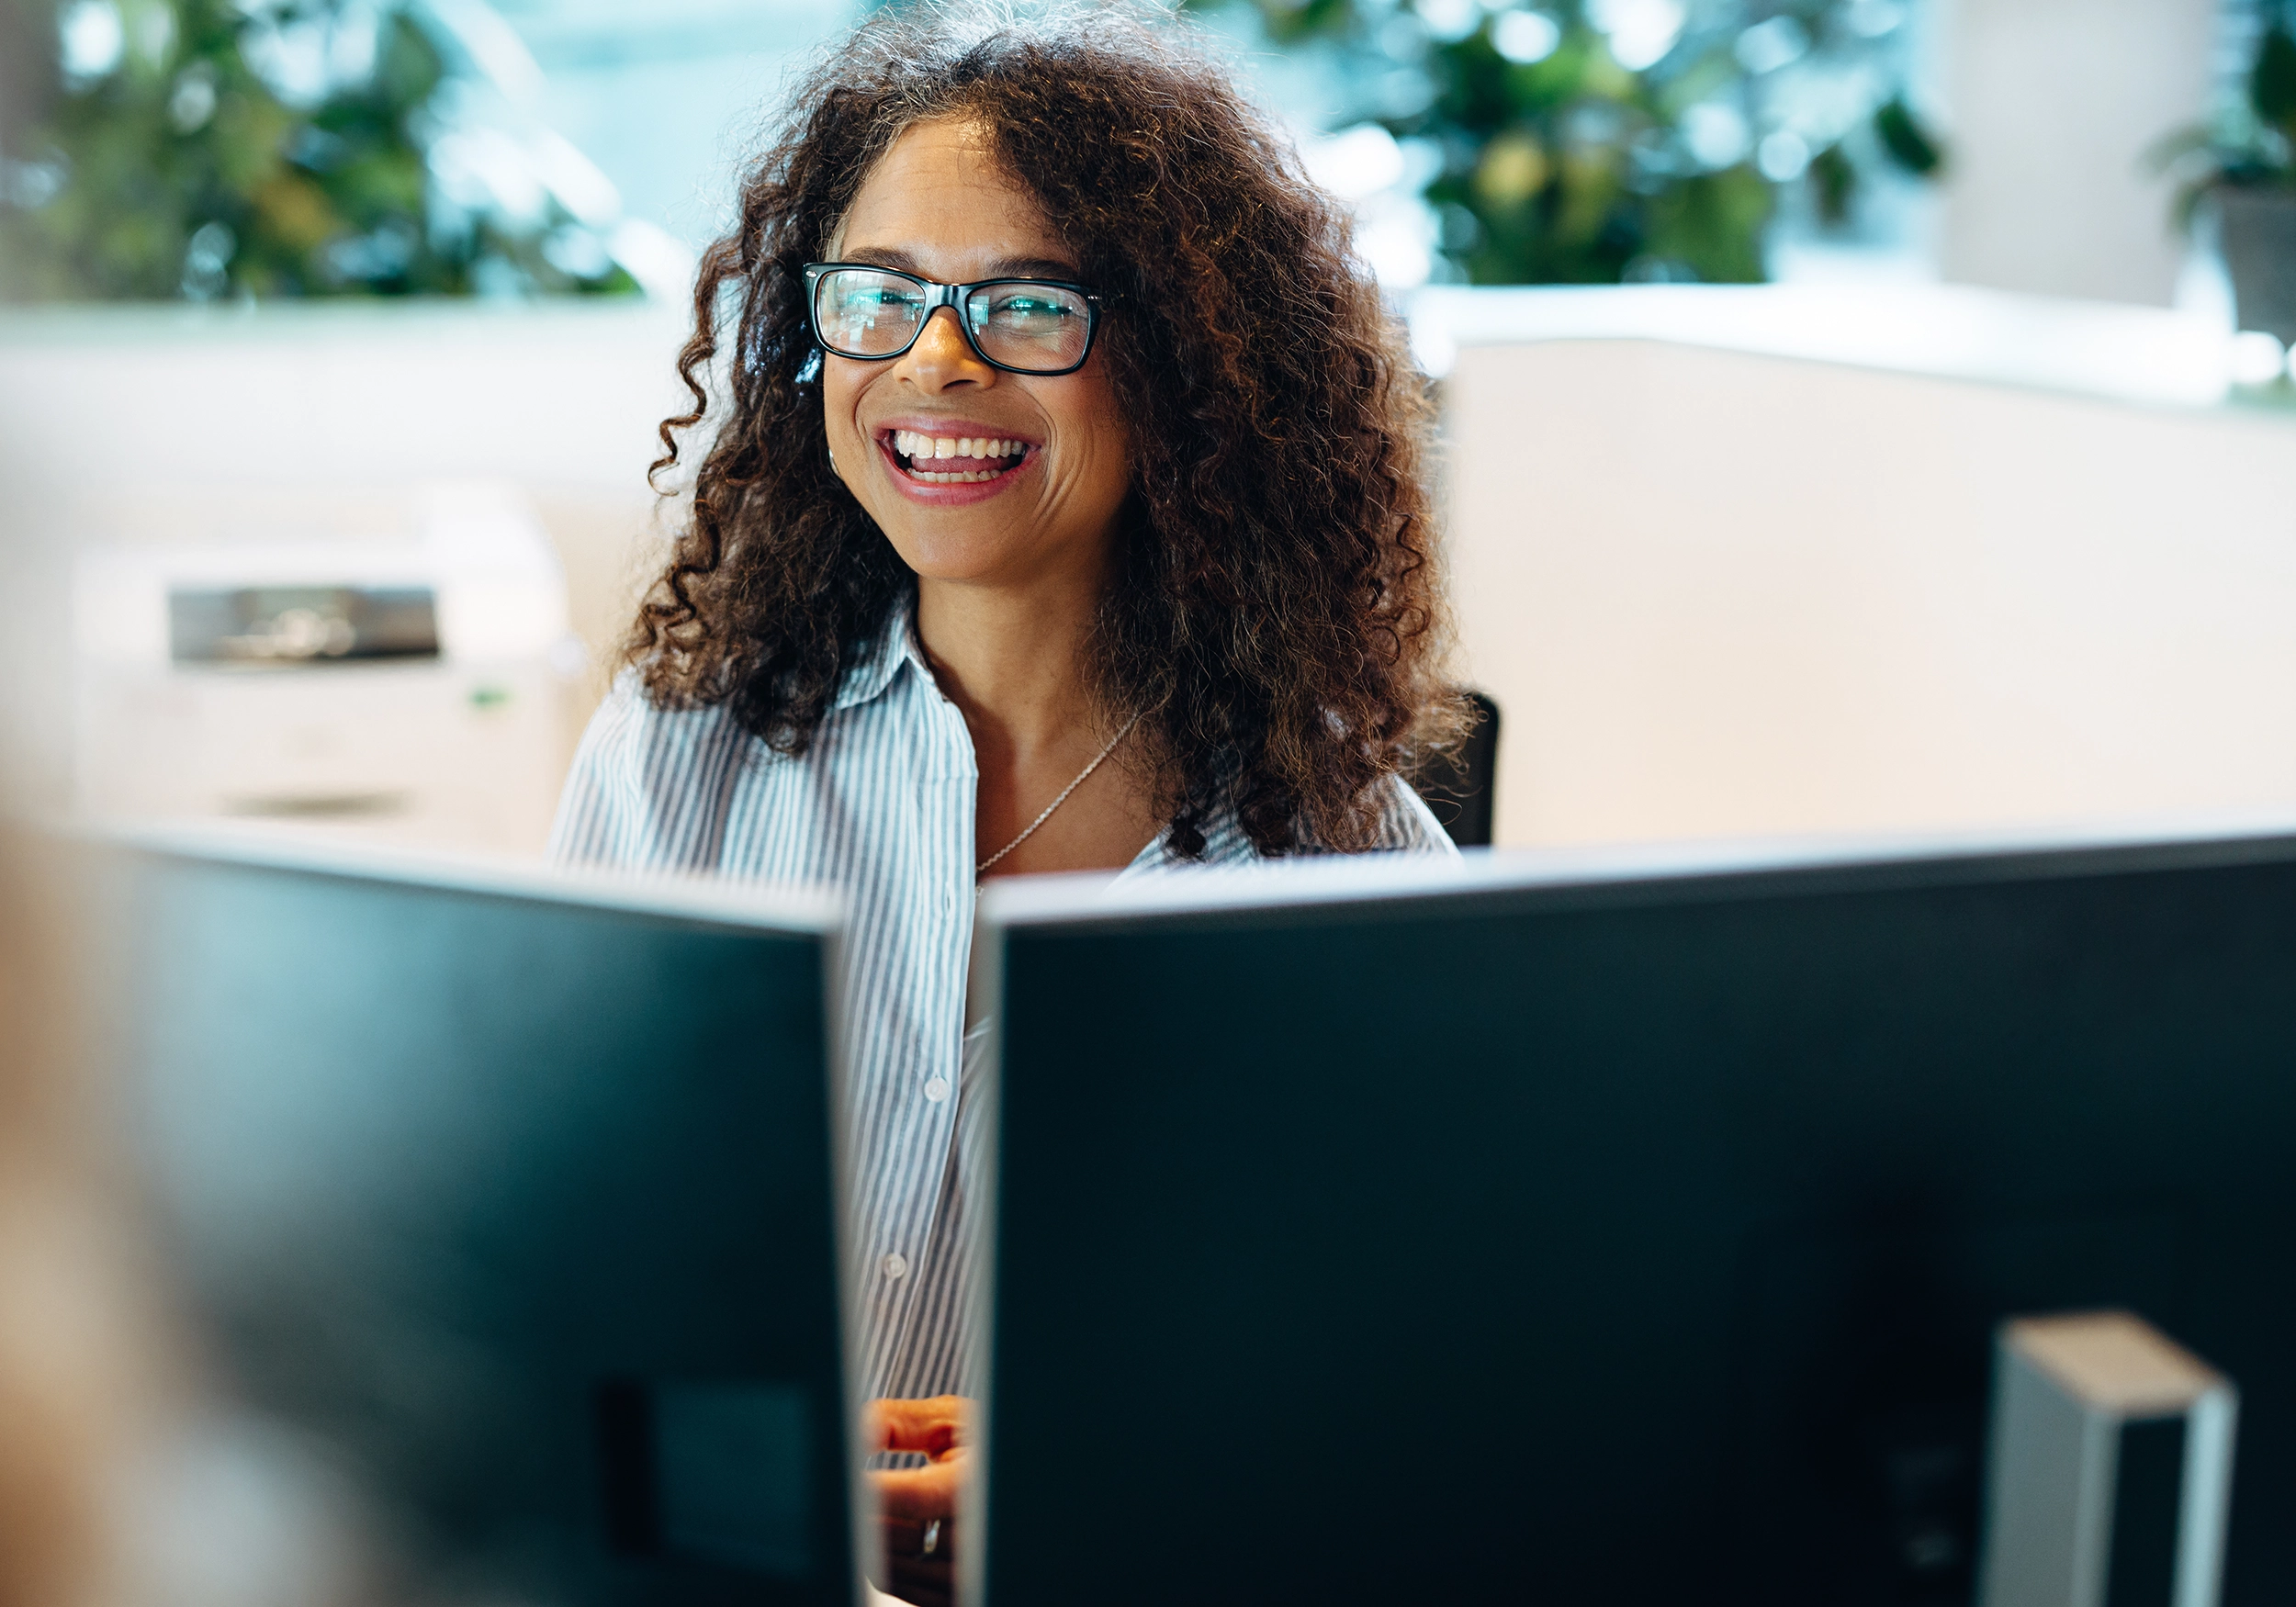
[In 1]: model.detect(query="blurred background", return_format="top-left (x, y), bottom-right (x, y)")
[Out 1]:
top-left (3, 0), bottom-right (2294, 858)
top-left (6, 3), bottom-right (2296, 1601)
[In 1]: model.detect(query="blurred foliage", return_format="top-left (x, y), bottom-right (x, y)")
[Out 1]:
top-left (1872, 93), bottom-right (1939, 176)
top-left (2152, 3), bottom-right (2296, 229)
top-left (1226, 0), bottom-right (1942, 285)
top-left (0, 0), bottom-right (635, 301)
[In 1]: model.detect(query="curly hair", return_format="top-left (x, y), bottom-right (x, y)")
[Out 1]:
top-left (632, 0), bottom-right (1460, 857)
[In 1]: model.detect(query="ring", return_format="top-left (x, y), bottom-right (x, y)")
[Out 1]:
top-left (920, 1518), bottom-right (942, 1558)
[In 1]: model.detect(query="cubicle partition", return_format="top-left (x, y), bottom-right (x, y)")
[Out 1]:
top-left (1425, 286), bottom-right (2296, 848)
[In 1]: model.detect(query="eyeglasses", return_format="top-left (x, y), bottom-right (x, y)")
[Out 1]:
top-left (802, 263), bottom-right (1103, 376)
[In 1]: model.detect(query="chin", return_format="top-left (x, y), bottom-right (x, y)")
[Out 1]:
top-left (883, 527), bottom-right (1032, 585)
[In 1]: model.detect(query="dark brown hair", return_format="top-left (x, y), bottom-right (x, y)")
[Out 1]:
top-left (634, 0), bottom-right (1458, 856)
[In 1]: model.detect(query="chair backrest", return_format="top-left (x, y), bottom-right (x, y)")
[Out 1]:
top-left (1408, 689), bottom-right (1501, 848)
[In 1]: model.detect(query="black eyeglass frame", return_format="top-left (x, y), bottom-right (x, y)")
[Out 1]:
top-left (801, 262), bottom-right (1106, 377)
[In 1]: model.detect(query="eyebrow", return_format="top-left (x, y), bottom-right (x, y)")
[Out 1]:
top-left (840, 245), bottom-right (1083, 279)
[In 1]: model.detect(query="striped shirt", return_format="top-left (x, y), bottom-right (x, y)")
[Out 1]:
top-left (549, 596), bottom-right (1458, 1400)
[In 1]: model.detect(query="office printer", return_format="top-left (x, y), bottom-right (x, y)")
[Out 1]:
top-left (73, 485), bottom-right (578, 855)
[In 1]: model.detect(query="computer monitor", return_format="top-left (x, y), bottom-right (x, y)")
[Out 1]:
top-left (974, 823), bottom-right (2296, 1606)
top-left (92, 828), bottom-right (859, 1607)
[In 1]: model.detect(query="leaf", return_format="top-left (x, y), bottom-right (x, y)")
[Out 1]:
top-left (2143, 124), bottom-right (2219, 175)
top-left (1643, 163), bottom-right (1772, 283)
top-left (1808, 141), bottom-right (1855, 226)
top-left (1473, 133), bottom-right (1549, 208)
top-left (252, 171), bottom-right (338, 252)
top-left (1553, 143), bottom-right (1623, 247)
top-left (2253, 26), bottom-right (2296, 129)
top-left (1874, 95), bottom-right (1942, 176)
top-left (1503, 37), bottom-right (1590, 115)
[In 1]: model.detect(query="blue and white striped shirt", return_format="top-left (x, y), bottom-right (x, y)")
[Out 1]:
top-left (549, 597), bottom-right (1457, 1399)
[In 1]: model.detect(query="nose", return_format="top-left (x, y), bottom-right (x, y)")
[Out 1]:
top-left (895, 305), bottom-right (996, 392)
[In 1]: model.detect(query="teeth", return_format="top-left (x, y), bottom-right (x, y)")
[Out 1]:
top-left (889, 431), bottom-right (1028, 478)
top-left (891, 431), bottom-right (1024, 461)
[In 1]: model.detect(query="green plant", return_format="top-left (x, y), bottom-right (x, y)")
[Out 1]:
top-left (0, 0), bottom-right (636, 301)
top-left (1223, 0), bottom-right (1942, 285)
top-left (2152, 5), bottom-right (2296, 229)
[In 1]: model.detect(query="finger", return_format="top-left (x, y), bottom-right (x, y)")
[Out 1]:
top-left (872, 1455), bottom-right (968, 1521)
top-left (867, 1394), bottom-right (972, 1455)
top-left (879, 1511), bottom-right (961, 1563)
top-left (879, 1511), bottom-right (957, 1607)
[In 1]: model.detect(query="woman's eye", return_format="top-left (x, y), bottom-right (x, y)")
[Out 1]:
top-left (985, 297), bottom-right (1071, 323)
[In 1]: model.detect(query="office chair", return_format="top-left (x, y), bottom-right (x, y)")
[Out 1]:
top-left (1409, 690), bottom-right (1500, 849)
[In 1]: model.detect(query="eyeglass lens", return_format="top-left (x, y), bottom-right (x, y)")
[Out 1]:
top-left (813, 268), bottom-right (1091, 372)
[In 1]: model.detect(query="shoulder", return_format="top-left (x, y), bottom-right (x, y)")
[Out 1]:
top-left (548, 646), bottom-right (937, 871)
top-left (572, 668), bottom-right (757, 785)
top-left (1129, 772), bottom-right (1460, 876)
top-left (1328, 772), bottom-right (1460, 859)
top-left (547, 669), bottom-right (762, 870)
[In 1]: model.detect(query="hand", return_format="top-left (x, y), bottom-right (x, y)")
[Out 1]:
top-left (867, 1395), bottom-right (972, 1607)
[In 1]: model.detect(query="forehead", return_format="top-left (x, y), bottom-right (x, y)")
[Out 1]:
top-left (833, 117), bottom-right (1076, 278)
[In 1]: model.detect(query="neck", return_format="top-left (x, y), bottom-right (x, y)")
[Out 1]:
top-left (913, 554), bottom-right (1108, 761)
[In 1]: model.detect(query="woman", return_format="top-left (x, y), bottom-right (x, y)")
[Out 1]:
top-left (551, 4), bottom-right (1463, 1599)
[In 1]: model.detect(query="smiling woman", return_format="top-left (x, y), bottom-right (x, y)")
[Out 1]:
top-left (547, 6), bottom-right (1462, 1601)
top-left (614, 0), bottom-right (1462, 861)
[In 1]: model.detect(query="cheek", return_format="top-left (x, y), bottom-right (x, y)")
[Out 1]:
top-left (827, 381), bottom-right (863, 445)
top-left (821, 365), bottom-right (873, 455)
top-left (1084, 431), bottom-right (1131, 503)
top-left (1089, 428), bottom-right (1134, 509)
top-left (1043, 376), bottom-right (1131, 498)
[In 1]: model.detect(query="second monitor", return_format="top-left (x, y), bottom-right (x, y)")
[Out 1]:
top-left (974, 825), bottom-right (2296, 1606)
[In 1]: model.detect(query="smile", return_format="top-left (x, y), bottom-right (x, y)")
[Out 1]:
top-left (881, 428), bottom-right (1034, 488)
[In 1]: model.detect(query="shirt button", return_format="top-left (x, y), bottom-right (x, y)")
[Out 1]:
top-left (923, 1076), bottom-right (951, 1104)
top-left (881, 1253), bottom-right (909, 1280)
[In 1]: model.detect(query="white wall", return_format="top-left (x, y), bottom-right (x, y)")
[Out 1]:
top-left (1445, 333), bottom-right (2296, 848)
top-left (1937, 0), bottom-right (2216, 307)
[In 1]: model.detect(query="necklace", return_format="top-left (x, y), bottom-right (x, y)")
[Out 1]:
top-left (975, 712), bottom-right (1142, 878)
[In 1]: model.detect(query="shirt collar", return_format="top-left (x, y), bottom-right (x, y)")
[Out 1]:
top-left (830, 590), bottom-right (1243, 873)
top-left (830, 589), bottom-right (932, 713)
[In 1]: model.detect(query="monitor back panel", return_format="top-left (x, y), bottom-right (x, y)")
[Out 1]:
top-left (984, 843), bottom-right (2296, 1606)
top-left (115, 848), bottom-right (853, 1607)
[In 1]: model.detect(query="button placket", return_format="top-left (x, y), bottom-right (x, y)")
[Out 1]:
top-left (860, 642), bottom-right (972, 1394)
